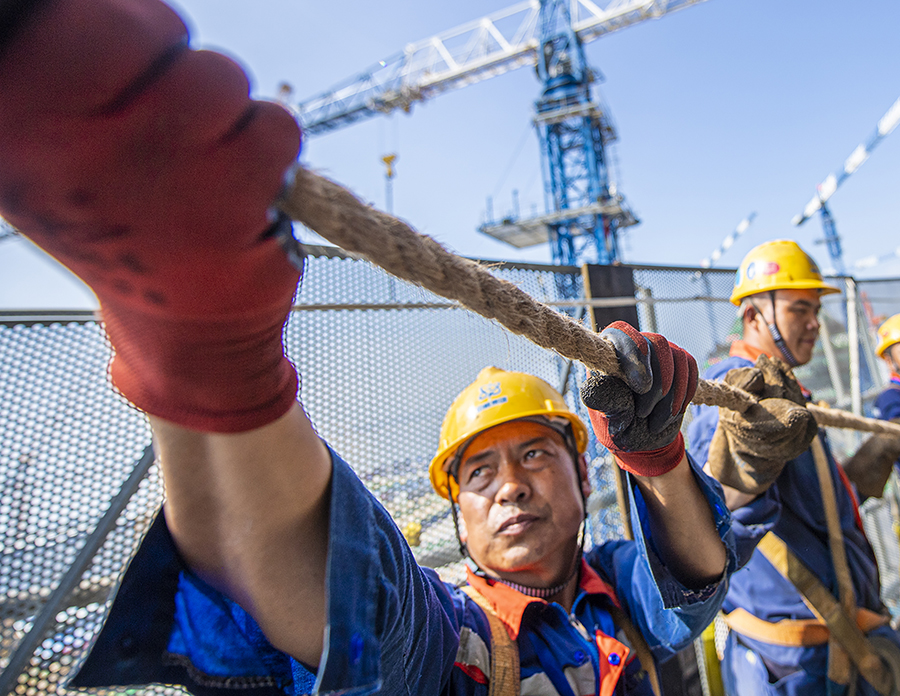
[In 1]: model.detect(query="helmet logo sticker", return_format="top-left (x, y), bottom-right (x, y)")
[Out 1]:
top-left (745, 262), bottom-right (756, 279)
top-left (747, 261), bottom-right (780, 279)
top-left (476, 396), bottom-right (508, 412)
top-left (476, 382), bottom-right (507, 412)
top-left (478, 382), bottom-right (502, 400)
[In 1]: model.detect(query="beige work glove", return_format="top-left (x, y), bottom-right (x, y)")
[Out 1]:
top-left (842, 428), bottom-right (900, 499)
top-left (708, 355), bottom-right (818, 495)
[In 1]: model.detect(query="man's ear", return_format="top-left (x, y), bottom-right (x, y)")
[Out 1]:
top-left (742, 303), bottom-right (758, 325)
top-left (578, 453), bottom-right (591, 500)
top-left (457, 514), bottom-right (468, 544)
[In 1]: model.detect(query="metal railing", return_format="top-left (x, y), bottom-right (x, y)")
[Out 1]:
top-left (1, 249), bottom-right (896, 694)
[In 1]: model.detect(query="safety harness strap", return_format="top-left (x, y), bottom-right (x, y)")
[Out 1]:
top-left (461, 585), bottom-right (520, 696)
top-left (810, 435), bottom-right (856, 621)
top-left (756, 533), bottom-right (893, 695)
top-left (809, 434), bottom-right (859, 686)
top-left (460, 584), bottom-right (662, 696)
top-left (723, 606), bottom-right (889, 647)
top-left (604, 600), bottom-right (662, 696)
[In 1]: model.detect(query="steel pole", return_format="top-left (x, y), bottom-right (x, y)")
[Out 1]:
top-left (846, 278), bottom-right (863, 417)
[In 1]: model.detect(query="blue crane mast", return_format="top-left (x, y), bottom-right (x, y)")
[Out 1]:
top-left (294, 0), bottom-right (711, 269)
top-left (506, 0), bottom-right (631, 268)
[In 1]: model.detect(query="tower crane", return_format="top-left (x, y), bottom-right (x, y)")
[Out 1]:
top-left (695, 212), bottom-right (756, 339)
top-left (295, 0), bottom-right (712, 269)
top-left (699, 212), bottom-right (756, 269)
top-left (792, 96), bottom-right (900, 275)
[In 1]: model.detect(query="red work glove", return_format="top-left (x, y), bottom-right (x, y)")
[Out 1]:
top-left (580, 322), bottom-right (698, 477)
top-left (0, 0), bottom-right (302, 432)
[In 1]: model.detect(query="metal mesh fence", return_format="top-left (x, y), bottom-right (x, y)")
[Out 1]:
top-left (859, 278), bottom-right (900, 329)
top-left (1, 249), bottom-right (898, 694)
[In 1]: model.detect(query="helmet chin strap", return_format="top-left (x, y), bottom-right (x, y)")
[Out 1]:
top-left (750, 291), bottom-right (799, 367)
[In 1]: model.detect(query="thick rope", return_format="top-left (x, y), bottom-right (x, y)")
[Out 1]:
top-left (279, 166), bottom-right (900, 438)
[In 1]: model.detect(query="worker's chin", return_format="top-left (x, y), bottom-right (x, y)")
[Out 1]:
top-left (478, 544), bottom-right (542, 576)
top-left (793, 342), bottom-right (815, 365)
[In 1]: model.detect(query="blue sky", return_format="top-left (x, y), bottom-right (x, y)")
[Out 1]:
top-left (2, 0), bottom-right (899, 308)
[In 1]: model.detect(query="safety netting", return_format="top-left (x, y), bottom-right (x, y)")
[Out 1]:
top-left (1, 248), bottom-right (897, 695)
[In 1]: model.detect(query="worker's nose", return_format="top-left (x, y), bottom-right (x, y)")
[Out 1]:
top-left (495, 462), bottom-right (530, 504)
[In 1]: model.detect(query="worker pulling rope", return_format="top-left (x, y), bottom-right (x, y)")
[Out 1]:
top-left (3, 4), bottom-right (900, 694)
top-left (279, 165), bottom-right (900, 437)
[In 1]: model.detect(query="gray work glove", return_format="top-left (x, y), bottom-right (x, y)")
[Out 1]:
top-left (708, 355), bottom-right (818, 495)
top-left (842, 428), bottom-right (900, 499)
top-left (580, 321), bottom-right (698, 477)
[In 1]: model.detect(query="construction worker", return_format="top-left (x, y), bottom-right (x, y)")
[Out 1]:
top-left (0, 2), bottom-right (767, 694)
top-left (689, 239), bottom-right (900, 695)
top-left (874, 314), bottom-right (900, 424)
top-left (842, 314), bottom-right (900, 499)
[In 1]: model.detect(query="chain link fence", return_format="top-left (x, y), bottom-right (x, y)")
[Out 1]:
top-left (1, 248), bottom-right (898, 695)
top-left (859, 278), bottom-right (900, 327)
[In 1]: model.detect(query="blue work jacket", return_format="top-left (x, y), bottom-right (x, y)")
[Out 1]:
top-left (688, 347), bottom-right (898, 696)
top-left (873, 374), bottom-right (900, 423)
top-left (69, 444), bottom-right (739, 696)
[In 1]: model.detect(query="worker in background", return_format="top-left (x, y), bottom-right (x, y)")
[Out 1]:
top-left (689, 239), bottom-right (900, 695)
top-left (842, 314), bottom-right (900, 500)
top-left (0, 1), bottom-right (797, 693)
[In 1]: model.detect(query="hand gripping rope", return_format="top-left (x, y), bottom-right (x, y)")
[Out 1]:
top-left (278, 165), bottom-right (900, 438)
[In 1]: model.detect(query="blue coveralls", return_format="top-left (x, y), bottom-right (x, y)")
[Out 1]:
top-left (688, 348), bottom-right (899, 696)
top-left (873, 374), bottom-right (900, 425)
top-left (68, 445), bottom-right (741, 696)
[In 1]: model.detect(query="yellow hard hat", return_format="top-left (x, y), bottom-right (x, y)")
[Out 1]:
top-left (876, 314), bottom-right (900, 357)
top-left (730, 240), bottom-right (841, 306)
top-left (429, 367), bottom-right (589, 500)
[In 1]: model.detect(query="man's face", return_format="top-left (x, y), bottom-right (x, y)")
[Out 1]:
top-left (748, 288), bottom-right (822, 366)
top-left (885, 344), bottom-right (900, 371)
top-left (455, 420), bottom-right (590, 587)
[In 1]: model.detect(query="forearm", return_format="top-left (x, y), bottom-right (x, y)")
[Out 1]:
top-left (633, 454), bottom-right (727, 588)
top-left (152, 402), bottom-right (332, 667)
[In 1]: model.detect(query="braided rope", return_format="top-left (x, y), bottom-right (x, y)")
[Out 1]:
top-left (279, 166), bottom-right (900, 438)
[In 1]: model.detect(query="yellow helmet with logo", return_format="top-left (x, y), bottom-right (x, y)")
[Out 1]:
top-left (876, 314), bottom-right (900, 357)
top-left (429, 367), bottom-right (589, 500)
top-left (730, 240), bottom-right (841, 306)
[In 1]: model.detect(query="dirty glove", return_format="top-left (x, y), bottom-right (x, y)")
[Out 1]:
top-left (708, 355), bottom-right (818, 495)
top-left (581, 321), bottom-right (698, 477)
top-left (842, 429), bottom-right (900, 499)
top-left (0, 0), bottom-right (302, 432)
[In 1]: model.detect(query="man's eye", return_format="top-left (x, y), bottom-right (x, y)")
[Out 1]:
top-left (467, 465), bottom-right (489, 483)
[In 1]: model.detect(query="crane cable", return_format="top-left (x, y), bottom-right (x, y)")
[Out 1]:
top-left (279, 165), bottom-right (900, 438)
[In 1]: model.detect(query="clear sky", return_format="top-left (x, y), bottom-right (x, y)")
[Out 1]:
top-left (2, 0), bottom-right (899, 308)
